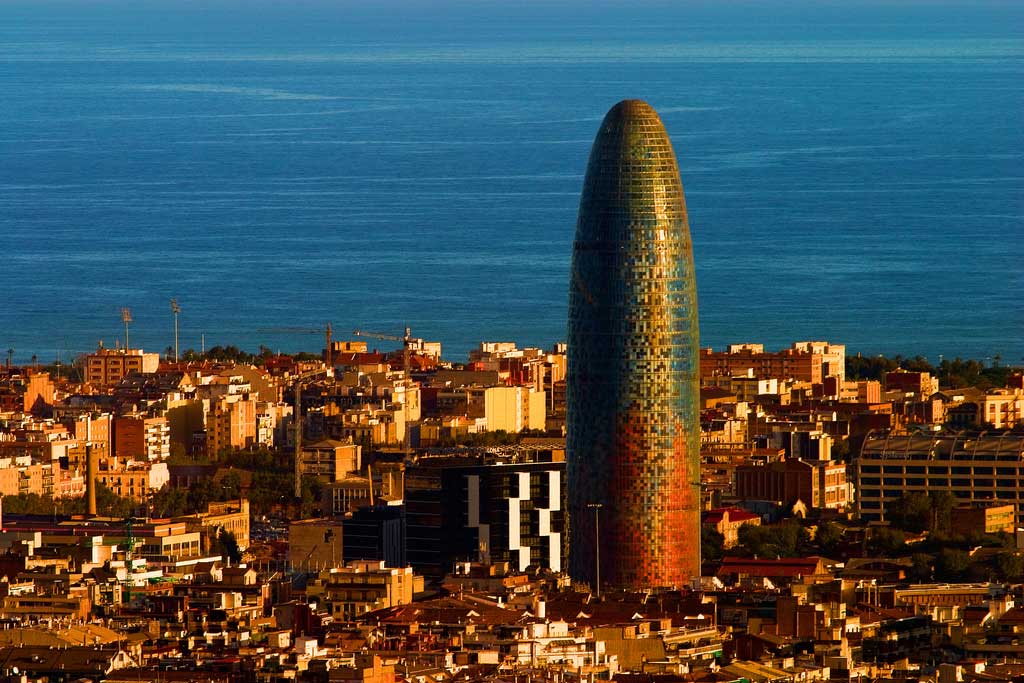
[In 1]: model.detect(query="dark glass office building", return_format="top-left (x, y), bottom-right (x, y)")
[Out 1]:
top-left (567, 100), bottom-right (701, 589)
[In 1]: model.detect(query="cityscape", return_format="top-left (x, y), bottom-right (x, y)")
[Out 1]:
top-left (2, 2), bottom-right (1023, 683)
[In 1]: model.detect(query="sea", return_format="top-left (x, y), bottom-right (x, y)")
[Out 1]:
top-left (1, 1), bottom-right (1022, 365)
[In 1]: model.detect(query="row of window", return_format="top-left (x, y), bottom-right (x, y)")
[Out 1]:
top-left (860, 464), bottom-right (1020, 475)
top-left (860, 477), bottom-right (1018, 488)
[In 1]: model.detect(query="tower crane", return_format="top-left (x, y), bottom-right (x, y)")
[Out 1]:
top-left (256, 323), bottom-right (335, 367)
top-left (290, 366), bottom-right (331, 500)
top-left (352, 327), bottom-right (414, 456)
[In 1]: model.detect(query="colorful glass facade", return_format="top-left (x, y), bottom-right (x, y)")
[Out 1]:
top-left (567, 100), bottom-right (701, 589)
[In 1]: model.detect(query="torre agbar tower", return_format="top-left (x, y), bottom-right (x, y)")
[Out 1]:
top-left (567, 100), bottom-right (701, 589)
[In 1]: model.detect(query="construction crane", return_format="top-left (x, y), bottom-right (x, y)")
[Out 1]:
top-left (257, 323), bottom-right (335, 367)
top-left (122, 516), bottom-right (136, 603)
top-left (290, 366), bottom-right (331, 500)
top-left (352, 327), bottom-right (414, 456)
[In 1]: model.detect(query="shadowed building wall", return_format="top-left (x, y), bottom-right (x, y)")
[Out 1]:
top-left (567, 99), bottom-right (701, 588)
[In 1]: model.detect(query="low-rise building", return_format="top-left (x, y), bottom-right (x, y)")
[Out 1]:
top-left (85, 347), bottom-right (160, 387)
top-left (305, 560), bottom-right (423, 621)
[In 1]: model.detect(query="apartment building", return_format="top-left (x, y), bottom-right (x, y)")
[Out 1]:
top-left (206, 396), bottom-right (257, 456)
top-left (736, 458), bottom-right (850, 512)
top-left (114, 415), bottom-right (170, 461)
top-left (84, 347), bottom-right (159, 387)
top-left (700, 341), bottom-right (845, 384)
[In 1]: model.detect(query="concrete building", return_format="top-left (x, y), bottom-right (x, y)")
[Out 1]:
top-left (700, 343), bottom-right (839, 384)
top-left (305, 560), bottom-right (423, 621)
top-left (950, 504), bottom-right (1016, 536)
top-left (178, 499), bottom-right (251, 553)
top-left (98, 461), bottom-right (169, 501)
top-left (289, 518), bottom-right (345, 570)
top-left (0, 370), bottom-right (55, 413)
top-left (481, 385), bottom-right (546, 432)
top-left (301, 439), bottom-right (361, 482)
top-left (978, 389), bottom-right (1024, 429)
top-left (885, 370), bottom-right (940, 398)
top-left (206, 396), bottom-right (257, 456)
top-left (113, 415), bottom-right (170, 461)
top-left (792, 341), bottom-right (846, 381)
top-left (702, 507), bottom-right (762, 548)
top-left (856, 432), bottom-right (1024, 524)
top-left (85, 347), bottom-right (159, 387)
top-left (736, 458), bottom-right (850, 513)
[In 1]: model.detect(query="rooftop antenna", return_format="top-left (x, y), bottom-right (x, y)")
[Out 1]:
top-left (120, 308), bottom-right (133, 350)
top-left (170, 298), bottom-right (181, 362)
top-left (5, 348), bottom-right (11, 370)
top-left (201, 333), bottom-right (205, 355)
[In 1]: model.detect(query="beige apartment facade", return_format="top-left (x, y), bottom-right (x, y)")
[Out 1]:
top-left (85, 348), bottom-right (159, 387)
top-left (857, 433), bottom-right (1024, 525)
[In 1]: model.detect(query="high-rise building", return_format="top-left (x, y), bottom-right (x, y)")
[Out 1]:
top-left (567, 100), bottom-right (701, 589)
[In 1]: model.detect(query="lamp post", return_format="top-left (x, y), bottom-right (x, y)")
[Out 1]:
top-left (587, 503), bottom-right (603, 599)
top-left (120, 308), bottom-right (132, 349)
top-left (170, 298), bottom-right (181, 362)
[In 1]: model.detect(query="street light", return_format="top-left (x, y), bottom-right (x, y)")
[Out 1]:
top-left (170, 299), bottom-right (181, 362)
top-left (587, 503), bottom-right (603, 599)
top-left (120, 308), bottom-right (132, 349)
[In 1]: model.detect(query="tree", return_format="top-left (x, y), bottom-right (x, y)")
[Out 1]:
top-left (910, 553), bottom-right (932, 582)
top-left (150, 487), bottom-right (189, 518)
top-left (737, 522), bottom-right (807, 559)
top-left (815, 521), bottom-right (843, 556)
top-left (888, 493), bottom-right (931, 533)
top-left (830, 439), bottom-right (852, 462)
top-left (928, 491), bottom-right (956, 535)
top-left (218, 529), bottom-right (242, 564)
top-left (935, 548), bottom-right (971, 581)
top-left (702, 526), bottom-right (725, 563)
top-left (995, 552), bottom-right (1024, 581)
top-left (868, 527), bottom-right (906, 556)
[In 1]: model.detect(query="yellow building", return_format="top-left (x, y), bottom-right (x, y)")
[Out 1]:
top-left (951, 504), bottom-right (1016, 536)
top-left (85, 347), bottom-right (159, 387)
top-left (305, 560), bottom-right (423, 621)
top-left (97, 461), bottom-right (169, 501)
top-left (302, 439), bottom-right (361, 482)
top-left (178, 499), bottom-right (250, 552)
top-left (206, 396), bottom-right (257, 456)
top-left (481, 386), bottom-right (546, 433)
top-left (978, 389), bottom-right (1024, 429)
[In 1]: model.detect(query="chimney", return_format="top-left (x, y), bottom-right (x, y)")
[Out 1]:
top-left (86, 444), bottom-right (98, 516)
top-left (85, 416), bottom-right (98, 516)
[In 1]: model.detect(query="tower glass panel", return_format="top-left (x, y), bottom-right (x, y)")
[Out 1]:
top-left (567, 99), bottom-right (701, 589)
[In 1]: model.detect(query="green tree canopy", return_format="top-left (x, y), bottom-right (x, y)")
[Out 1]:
top-left (935, 548), bottom-right (971, 581)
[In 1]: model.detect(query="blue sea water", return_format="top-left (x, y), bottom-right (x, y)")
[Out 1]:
top-left (1, 1), bottom-right (1022, 364)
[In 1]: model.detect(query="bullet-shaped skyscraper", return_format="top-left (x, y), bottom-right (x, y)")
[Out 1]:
top-left (567, 100), bottom-right (701, 589)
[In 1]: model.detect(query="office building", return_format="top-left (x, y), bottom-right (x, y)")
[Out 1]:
top-left (856, 432), bottom-right (1024, 524)
top-left (566, 100), bottom-right (701, 588)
